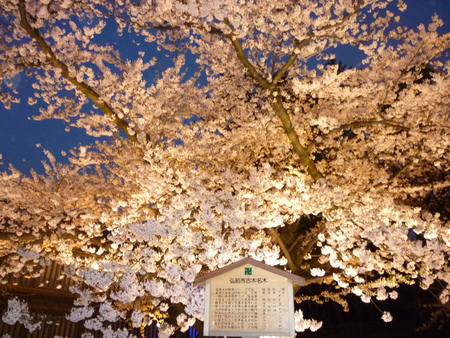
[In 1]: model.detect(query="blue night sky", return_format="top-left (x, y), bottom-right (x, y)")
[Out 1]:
top-left (0, 0), bottom-right (449, 175)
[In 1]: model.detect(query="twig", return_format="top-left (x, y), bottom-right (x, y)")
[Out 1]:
top-left (373, 160), bottom-right (414, 189)
top-left (297, 224), bottom-right (326, 267)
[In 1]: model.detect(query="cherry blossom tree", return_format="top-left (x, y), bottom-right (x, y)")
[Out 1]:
top-left (1, 0), bottom-right (449, 336)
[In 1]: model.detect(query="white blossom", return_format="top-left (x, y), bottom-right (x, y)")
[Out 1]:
top-left (310, 268), bottom-right (326, 277)
top-left (389, 290), bottom-right (399, 300)
top-left (99, 302), bottom-right (121, 322)
top-left (381, 311), bottom-right (393, 323)
top-left (294, 310), bottom-right (323, 332)
top-left (66, 306), bottom-right (94, 322)
top-left (0, 0), bottom-right (449, 335)
top-left (130, 309), bottom-right (144, 328)
top-left (2, 298), bottom-right (41, 333)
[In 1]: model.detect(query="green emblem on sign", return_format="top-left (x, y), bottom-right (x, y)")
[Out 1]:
top-left (244, 267), bottom-right (252, 275)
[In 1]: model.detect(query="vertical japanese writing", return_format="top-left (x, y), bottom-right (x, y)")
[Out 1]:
top-left (211, 284), bottom-right (288, 332)
top-left (209, 268), bottom-right (292, 334)
top-left (261, 286), bottom-right (286, 331)
top-left (212, 287), bottom-right (258, 330)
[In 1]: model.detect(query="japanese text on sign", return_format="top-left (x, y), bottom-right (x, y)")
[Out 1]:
top-left (208, 266), bottom-right (290, 335)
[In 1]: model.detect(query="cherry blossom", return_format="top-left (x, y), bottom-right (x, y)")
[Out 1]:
top-left (0, 0), bottom-right (449, 336)
top-left (381, 311), bottom-right (393, 323)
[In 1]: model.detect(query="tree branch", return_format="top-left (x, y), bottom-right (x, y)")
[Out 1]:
top-left (267, 227), bottom-right (298, 273)
top-left (223, 28), bottom-right (323, 180)
top-left (306, 119), bottom-right (410, 152)
top-left (18, 0), bottom-right (138, 143)
top-left (227, 33), bottom-right (272, 90)
top-left (373, 159), bottom-right (414, 189)
top-left (304, 274), bottom-right (334, 286)
top-left (314, 1), bottom-right (363, 32)
top-left (272, 96), bottom-right (324, 180)
top-left (221, 2), bottom-right (363, 182)
top-left (271, 37), bottom-right (311, 86)
top-left (294, 274), bottom-right (334, 294)
top-left (297, 223), bottom-right (326, 267)
top-left (272, 0), bottom-right (362, 86)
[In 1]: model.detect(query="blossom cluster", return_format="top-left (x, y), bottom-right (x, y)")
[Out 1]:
top-left (0, 0), bottom-right (449, 336)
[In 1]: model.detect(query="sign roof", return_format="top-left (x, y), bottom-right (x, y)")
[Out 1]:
top-left (194, 257), bottom-right (305, 286)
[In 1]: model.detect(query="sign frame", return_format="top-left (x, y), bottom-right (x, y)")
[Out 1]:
top-left (195, 258), bottom-right (305, 337)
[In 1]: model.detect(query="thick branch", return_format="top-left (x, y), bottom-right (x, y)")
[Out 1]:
top-left (0, 232), bottom-right (39, 242)
top-left (272, 38), bottom-right (310, 86)
top-left (227, 34), bottom-right (272, 90)
top-left (267, 227), bottom-right (298, 273)
top-left (18, 0), bottom-right (138, 143)
top-left (294, 274), bottom-right (334, 294)
top-left (272, 96), bottom-right (323, 180)
top-left (224, 31), bottom-right (323, 180)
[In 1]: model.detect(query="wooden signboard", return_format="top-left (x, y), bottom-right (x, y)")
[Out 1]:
top-left (195, 258), bottom-right (305, 337)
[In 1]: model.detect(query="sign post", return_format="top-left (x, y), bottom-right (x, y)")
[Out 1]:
top-left (195, 258), bottom-right (305, 337)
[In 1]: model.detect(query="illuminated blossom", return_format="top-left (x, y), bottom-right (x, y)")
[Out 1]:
top-left (381, 311), bottom-right (393, 323)
top-left (0, 0), bottom-right (449, 335)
